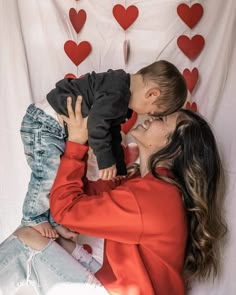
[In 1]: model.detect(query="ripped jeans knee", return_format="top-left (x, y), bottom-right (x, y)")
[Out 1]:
top-left (0, 234), bottom-right (107, 295)
top-left (0, 234), bottom-right (52, 294)
top-left (14, 226), bottom-right (51, 251)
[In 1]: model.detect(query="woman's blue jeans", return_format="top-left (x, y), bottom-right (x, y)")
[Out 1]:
top-left (0, 235), bottom-right (107, 295)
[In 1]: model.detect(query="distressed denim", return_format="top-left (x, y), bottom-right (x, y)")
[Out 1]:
top-left (20, 104), bottom-right (66, 227)
top-left (0, 235), bottom-right (107, 295)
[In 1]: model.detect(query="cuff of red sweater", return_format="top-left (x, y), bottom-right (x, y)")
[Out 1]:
top-left (64, 141), bottom-right (89, 160)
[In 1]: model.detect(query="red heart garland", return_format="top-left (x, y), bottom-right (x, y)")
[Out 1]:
top-left (123, 40), bottom-right (130, 64)
top-left (177, 35), bottom-right (205, 60)
top-left (183, 68), bottom-right (199, 93)
top-left (186, 101), bottom-right (198, 112)
top-left (64, 73), bottom-right (77, 79)
top-left (122, 143), bottom-right (139, 165)
top-left (121, 111), bottom-right (138, 134)
top-left (69, 8), bottom-right (87, 34)
top-left (64, 40), bottom-right (91, 66)
top-left (113, 4), bottom-right (139, 30)
top-left (177, 3), bottom-right (203, 29)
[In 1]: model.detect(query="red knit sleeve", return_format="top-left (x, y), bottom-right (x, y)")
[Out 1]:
top-left (50, 141), bottom-right (142, 244)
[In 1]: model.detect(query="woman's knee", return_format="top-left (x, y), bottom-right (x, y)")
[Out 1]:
top-left (14, 226), bottom-right (50, 251)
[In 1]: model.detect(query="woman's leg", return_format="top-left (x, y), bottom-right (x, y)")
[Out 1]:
top-left (0, 228), bottom-right (42, 295)
top-left (0, 227), bottom-right (107, 295)
top-left (57, 237), bottom-right (101, 273)
top-left (14, 226), bottom-right (50, 250)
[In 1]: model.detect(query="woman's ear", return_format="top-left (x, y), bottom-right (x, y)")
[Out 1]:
top-left (165, 133), bottom-right (172, 145)
top-left (145, 87), bottom-right (161, 102)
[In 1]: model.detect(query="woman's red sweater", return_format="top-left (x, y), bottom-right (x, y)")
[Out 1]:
top-left (50, 141), bottom-right (187, 295)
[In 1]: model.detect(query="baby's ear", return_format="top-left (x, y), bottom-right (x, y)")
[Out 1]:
top-left (146, 87), bottom-right (160, 101)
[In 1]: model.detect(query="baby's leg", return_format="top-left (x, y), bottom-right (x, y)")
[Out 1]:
top-left (33, 222), bottom-right (59, 239)
top-left (34, 223), bottom-right (80, 240)
top-left (20, 105), bottom-right (66, 238)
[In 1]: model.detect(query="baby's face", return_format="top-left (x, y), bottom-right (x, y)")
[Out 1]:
top-left (139, 101), bottom-right (162, 117)
top-left (130, 93), bottom-right (165, 116)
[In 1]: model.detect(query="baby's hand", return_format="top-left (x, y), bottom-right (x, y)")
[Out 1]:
top-left (99, 164), bottom-right (117, 180)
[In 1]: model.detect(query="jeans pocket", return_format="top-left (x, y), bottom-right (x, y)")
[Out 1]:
top-left (41, 127), bottom-right (66, 154)
top-left (41, 125), bottom-right (65, 141)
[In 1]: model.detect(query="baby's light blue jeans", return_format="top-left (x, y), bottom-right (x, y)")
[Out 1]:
top-left (20, 104), bottom-right (66, 227)
top-left (0, 235), bottom-right (107, 295)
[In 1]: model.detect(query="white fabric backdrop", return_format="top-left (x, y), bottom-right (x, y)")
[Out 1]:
top-left (0, 0), bottom-right (235, 294)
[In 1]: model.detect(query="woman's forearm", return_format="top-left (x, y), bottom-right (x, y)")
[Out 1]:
top-left (50, 141), bottom-right (89, 226)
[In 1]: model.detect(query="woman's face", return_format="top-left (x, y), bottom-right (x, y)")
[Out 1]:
top-left (131, 112), bottom-right (179, 152)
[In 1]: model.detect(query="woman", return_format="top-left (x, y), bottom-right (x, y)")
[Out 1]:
top-left (0, 97), bottom-right (226, 295)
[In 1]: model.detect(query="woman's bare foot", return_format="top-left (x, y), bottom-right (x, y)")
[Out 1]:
top-left (33, 222), bottom-right (59, 239)
top-left (55, 225), bottom-right (79, 241)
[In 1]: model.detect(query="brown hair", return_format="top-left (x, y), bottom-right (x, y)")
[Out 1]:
top-left (137, 60), bottom-right (187, 116)
top-left (148, 109), bottom-right (227, 283)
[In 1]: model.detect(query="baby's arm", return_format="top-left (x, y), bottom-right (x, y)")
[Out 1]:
top-left (87, 92), bottom-right (124, 178)
top-left (46, 77), bottom-right (89, 116)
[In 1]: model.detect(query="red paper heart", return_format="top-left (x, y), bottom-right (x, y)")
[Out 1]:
top-left (69, 8), bottom-right (87, 34)
top-left (82, 244), bottom-right (92, 254)
top-left (64, 40), bottom-right (91, 66)
top-left (186, 101), bottom-right (198, 112)
top-left (113, 4), bottom-right (139, 30)
top-left (177, 3), bottom-right (203, 29)
top-left (64, 73), bottom-right (77, 79)
top-left (122, 143), bottom-right (139, 165)
top-left (121, 111), bottom-right (138, 134)
top-left (177, 35), bottom-right (205, 60)
top-left (183, 68), bottom-right (199, 93)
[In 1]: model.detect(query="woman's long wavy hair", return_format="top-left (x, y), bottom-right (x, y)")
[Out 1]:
top-left (148, 109), bottom-right (227, 282)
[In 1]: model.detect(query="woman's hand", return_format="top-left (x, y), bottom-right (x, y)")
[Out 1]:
top-left (58, 96), bottom-right (88, 145)
top-left (99, 164), bottom-right (117, 180)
